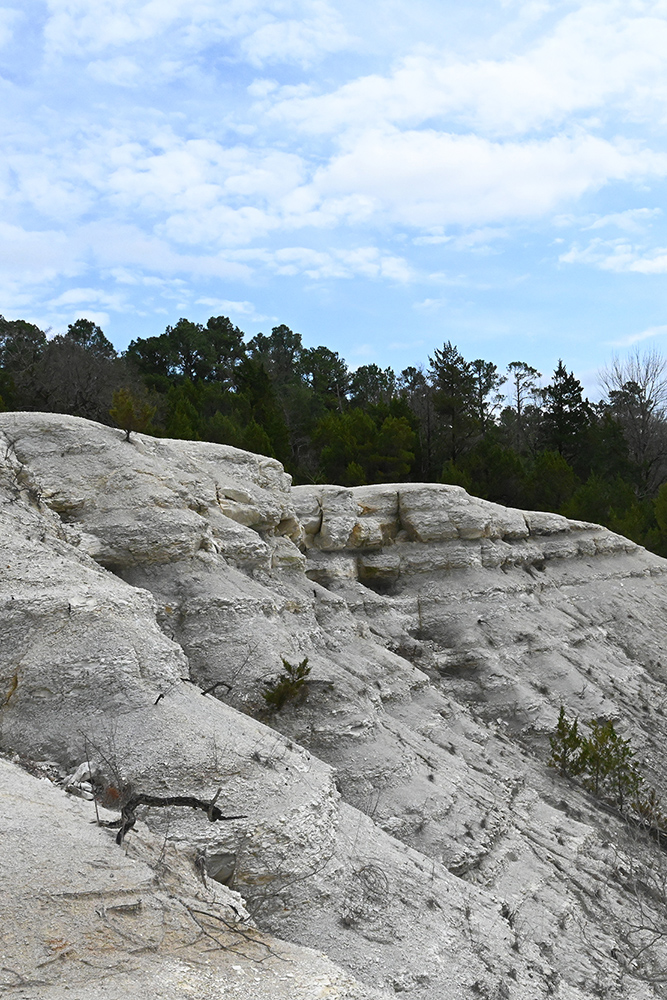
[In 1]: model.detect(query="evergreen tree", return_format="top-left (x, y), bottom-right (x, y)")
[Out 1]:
top-left (234, 358), bottom-right (291, 463)
top-left (127, 315), bottom-right (246, 384)
top-left (398, 366), bottom-right (435, 478)
top-left (66, 318), bottom-right (116, 360)
top-left (548, 707), bottom-right (587, 777)
top-left (316, 409), bottom-right (377, 485)
top-left (584, 719), bottom-right (642, 809)
top-left (300, 346), bottom-right (350, 413)
top-left (562, 474), bottom-right (638, 528)
top-left (458, 437), bottom-right (526, 508)
top-left (526, 450), bottom-right (578, 511)
top-left (109, 387), bottom-right (156, 441)
top-left (204, 315), bottom-right (246, 386)
top-left (541, 360), bottom-right (591, 459)
top-left (165, 384), bottom-right (201, 439)
top-left (349, 364), bottom-right (397, 407)
top-left (0, 316), bottom-right (46, 369)
top-left (0, 316), bottom-right (47, 408)
top-left (206, 412), bottom-right (244, 448)
top-left (583, 406), bottom-right (639, 484)
top-left (429, 342), bottom-right (476, 462)
top-left (548, 710), bottom-right (645, 814)
top-left (163, 318), bottom-right (213, 381)
top-left (373, 415), bottom-right (416, 481)
top-left (248, 325), bottom-right (303, 392)
top-left (126, 332), bottom-right (177, 380)
top-left (241, 419), bottom-right (274, 457)
top-left (315, 408), bottom-right (415, 485)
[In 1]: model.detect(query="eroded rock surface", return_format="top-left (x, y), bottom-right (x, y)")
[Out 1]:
top-left (0, 755), bottom-right (382, 1000)
top-left (3, 411), bottom-right (667, 998)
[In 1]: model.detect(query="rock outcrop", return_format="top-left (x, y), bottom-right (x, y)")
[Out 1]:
top-left (3, 411), bottom-right (667, 998)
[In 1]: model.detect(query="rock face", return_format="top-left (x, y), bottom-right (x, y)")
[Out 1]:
top-left (3, 411), bottom-right (667, 998)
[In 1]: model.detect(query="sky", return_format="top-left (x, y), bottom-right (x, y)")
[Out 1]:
top-left (3, 1), bottom-right (667, 394)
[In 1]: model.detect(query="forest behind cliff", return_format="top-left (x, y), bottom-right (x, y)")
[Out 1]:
top-left (3, 312), bottom-right (667, 556)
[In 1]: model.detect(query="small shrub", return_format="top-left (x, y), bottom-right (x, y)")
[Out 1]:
top-left (262, 657), bottom-right (310, 711)
top-left (583, 718), bottom-right (642, 809)
top-left (548, 706), bottom-right (588, 778)
top-left (548, 708), bottom-right (657, 821)
top-left (109, 387), bottom-right (156, 441)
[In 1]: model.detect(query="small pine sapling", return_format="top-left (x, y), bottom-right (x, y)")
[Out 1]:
top-left (548, 706), bottom-right (587, 777)
top-left (583, 719), bottom-right (642, 809)
top-left (263, 657), bottom-right (311, 711)
top-left (548, 709), bottom-right (658, 821)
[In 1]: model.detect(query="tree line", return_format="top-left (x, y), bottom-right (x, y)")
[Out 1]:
top-left (3, 312), bottom-right (667, 555)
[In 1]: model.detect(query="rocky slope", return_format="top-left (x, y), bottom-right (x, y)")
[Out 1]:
top-left (2, 411), bottom-right (667, 998)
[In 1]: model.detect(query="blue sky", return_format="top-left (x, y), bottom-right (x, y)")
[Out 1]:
top-left (3, 1), bottom-right (667, 395)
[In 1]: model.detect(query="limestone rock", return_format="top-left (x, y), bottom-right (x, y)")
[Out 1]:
top-left (0, 412), bottom-right (299, 572)
top-left (0, 755), bottom-right (384, 1000)
top-left (3, 411), bottom-right (667, 998)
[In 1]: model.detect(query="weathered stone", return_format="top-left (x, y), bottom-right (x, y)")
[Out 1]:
top-left (4, 411), bottom-right (667, 999)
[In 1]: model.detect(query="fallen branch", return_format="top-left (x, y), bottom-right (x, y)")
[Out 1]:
top-left (101, 789), bottom-right (246, 844)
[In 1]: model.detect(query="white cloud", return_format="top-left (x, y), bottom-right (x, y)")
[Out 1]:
top-left (4, 153), bottom-right (95, 223)
top-left (389, 338), bottom-right (425, 349)
top-left (52, 309), bottom-right (111, 329)
top-left (608, 324), bottom-right (667, 347)
top-left (267, 3), bottom-right (667, 137)
top-left (413, 235), bottom-right (452, 246)
top-left (44, 0), bottom-right (227, 54)
top-left (106, 268), bottom-right (182, 287)
top-left (247, 78), bottom-right (278, 98)
top-left (349, 343), bottom-right (374, 359)
top-left (0, 222), bottom-right (81, 280)
top-left (50, 286), bottom-right (127, 310)
top-left (240, 4), bottom-right (353, 67)
top-left (230, 244), bottom-right (414, 281)
top-left (413, 298), bottom-right (448, 313)
top-left (5, 0), bottom-right (667, 328)
top-left (194, 297), bottom-right (270, 321)
top-left (309, 130), bottom-right (667, 229)
top-left (42, 0), bottom-right (350, 66)
top-left (79, 222), bottom-right (254, 279)
top-left (413, 226), bottom-right (510, 249)
top-left (560, 237), bottom-right (667, 273)
top-left (78, 135), bottom-right (309, 245)
top-left (586, 207), bottom-right (662, 232)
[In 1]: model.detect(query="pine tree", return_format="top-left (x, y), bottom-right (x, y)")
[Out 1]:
top-left (584, 719), bottom-right (642, 808)
top-left (548, 707), bottom-right (587, 777)
top-left (429, 342), bottom-right (476, 462)
top-left (541, 360), bottom-right (591, 459)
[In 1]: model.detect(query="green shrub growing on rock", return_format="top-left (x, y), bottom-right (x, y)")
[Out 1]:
top-left (262, 657), bottom-right (310, 711)
top-left (548, 708), bottom-right (648, 819)
top-left (549, 707), bottom-right (588, 778)
top-left (583, 717), bottom-right (642, 809)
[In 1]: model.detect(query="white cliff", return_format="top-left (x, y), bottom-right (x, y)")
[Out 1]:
top-left (2, 411), bottom-right (667, 999)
